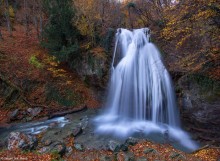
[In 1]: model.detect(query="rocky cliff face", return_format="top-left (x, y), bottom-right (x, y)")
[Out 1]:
top-left (75, 48), bottom-right (110, 89)
top-left (175, 73), bottom-right (220, 145)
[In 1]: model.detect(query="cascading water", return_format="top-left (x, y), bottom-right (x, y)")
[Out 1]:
top-left (95, 28), bottom-right (198, 151)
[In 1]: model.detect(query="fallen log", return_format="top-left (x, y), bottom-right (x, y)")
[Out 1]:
top-left (48, 105), bottom-right (87, 119)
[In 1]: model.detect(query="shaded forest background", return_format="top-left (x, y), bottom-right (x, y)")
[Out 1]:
top-left (1, 0), bottom-right (219, 76)
top-left (0, 0), bottom-right (220, 160)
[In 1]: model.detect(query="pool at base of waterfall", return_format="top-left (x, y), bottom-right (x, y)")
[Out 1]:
top-left (94, 114), bottom-right (199, 152)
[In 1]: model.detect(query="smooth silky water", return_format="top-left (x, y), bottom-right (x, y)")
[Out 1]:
top-left (94, 28), bottom-right (199, 152)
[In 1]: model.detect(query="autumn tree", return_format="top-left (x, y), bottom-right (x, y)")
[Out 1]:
top-left (41, 0), bottom-right (80, 68)
top-left (161, 0), bottom-right (220, 78)
top-left (74, 0), bottom-right (123, 49)
top-left (31, 0), bottom-right (44, 39)
top-left (23, 0), bottom-right (30, 35)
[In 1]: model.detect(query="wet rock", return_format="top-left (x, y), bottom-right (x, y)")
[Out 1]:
top-left (65, 147), bottom-right (73, 157)
top-left (9, 109), bottom-right (19, 121)
top-left (182, 93), bottom-right (193, 110)
top-left (108, 140), bottom-right (121, 152)
top-left (75, 52), bottom-right (107, 88)
top-left (38, 142), bottom-right (66, 156)
top-left (38, 146), bottom-right (50, 153)
top-left (53, 143), bottom-right (66, 156)
top-left (54, 130), bottom-right (61, 135)
top-left (49, 122), bottom-right (59, 128)
top-left (8, 132), bottom-right (37, 150)
top-left (80, 115), bottom-right (88, 121)
top-left (44, 140), bottom-right (52, 146)
top-left (25, 117), bottom-right (33, 122)
top-left (143, 148), bottom-right (158, 155)
top-left (0, 141), bottom-right (5, 149)
top-left (120, 143), bottom-right (129, 151)
top-left (27, 107), bottom-right (42, 117)
top-left (74, 143), bottom-right (84, 151)
top-left (137, 157), bottom-right (148, 161)
top-left (79, 116), bottom-right (89, 130)
top-left (99, 155), bottom-right (112, 161)
top-left (27, 108), bottom-right (32, 113)
top-left (72, 127), bottom-right (83, 137)
top-left (177, 75), bottom-right (220, 143)
top-left (21, 111), bottom-right (27, 115)
top-left (122, 152), bottom-right (135, 161)
top-left (125, 137), bottom-right (139, 146)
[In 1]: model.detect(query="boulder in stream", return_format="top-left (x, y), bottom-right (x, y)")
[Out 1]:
top-left (74, 143), bottom-right (84, 151)
top-left (117, 152), bottom-right (135, 161)
top-left (27, 107), bottom-right (42, 117)
top-left (8, 109), bottom-right (19, 121)
top-left (108, 140), bottom-right (121, 152)
top-left (8, 132), bottom-right (37, 150)
top-left (71, 126), bottom-right (83, 137)
top-left (38, 141), bottom-right (66, 156)
top-left (100, 155), bottom-right (112, 161)
top-left (125, 137), bottom-right (139, 146)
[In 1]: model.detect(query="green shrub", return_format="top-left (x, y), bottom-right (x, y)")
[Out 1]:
top-left (29, 55), bottom-right (44, 69)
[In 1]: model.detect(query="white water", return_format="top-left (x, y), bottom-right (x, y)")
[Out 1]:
top-left (13, 117), bottom-right (69, 135)
top-left (95, 28), bottom-right (198, 151)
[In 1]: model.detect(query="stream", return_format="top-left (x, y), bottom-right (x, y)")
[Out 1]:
top-left (0, 108), bottom-right (200, 153)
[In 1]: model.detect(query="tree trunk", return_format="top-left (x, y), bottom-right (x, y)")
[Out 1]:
top-left (39, 1), bottom-right (43, 41)
top-left (24, 0), bottom-right (29, 36)
top-left (4, 0), bottom-right (12, 36)
top-left (32, 0), bottom-right (39, 39)
top-left (39, 14), bottom-right (43, 40)
top-left (0, 29), bottom-right (3, 40)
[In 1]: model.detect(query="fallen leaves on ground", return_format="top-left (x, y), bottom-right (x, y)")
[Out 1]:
top-left (130, 141), bottom-right (220, 161)
top-left (0, 149), bottom-right (53, 161)
top-left (0, 25), bottom-right (100, 124)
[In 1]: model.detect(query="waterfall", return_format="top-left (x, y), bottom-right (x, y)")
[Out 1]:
top-left (95, 28), bottom-right (198, 151)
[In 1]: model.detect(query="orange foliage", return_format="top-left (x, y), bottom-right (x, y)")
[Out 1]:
top-left (0, 24), bottom-right (100, 124)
